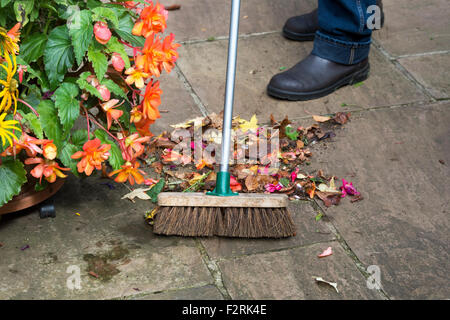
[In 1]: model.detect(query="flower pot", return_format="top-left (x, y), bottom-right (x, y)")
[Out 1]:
top-left (0, 178), bottom-right (65, 215)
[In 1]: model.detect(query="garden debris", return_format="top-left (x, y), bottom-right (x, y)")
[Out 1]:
top-left (20, 244), bottom-right (30, 251)
top-left (74, 212), bottom-right (81, 216)
top-left (142, 112), bottom-right (359, 209)
top-left (121, 188), bottom-right (152, 201)
top-left (313, 276), bottom-right (339, 293)
top-left (0, 242), bottom-right (4, 247)
top-left (318, 247), bottom-right (333, 258)
top-left (166, 4), bottom-right (181, 11)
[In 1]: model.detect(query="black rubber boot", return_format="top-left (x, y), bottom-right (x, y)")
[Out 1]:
top-left (267, 54), bottom-right (370, 101)
top-left (283, 0), bottom-right (384, 41)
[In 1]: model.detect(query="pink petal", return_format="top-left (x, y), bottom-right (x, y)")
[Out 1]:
top-left (318, 247), bottom-right (333, 258)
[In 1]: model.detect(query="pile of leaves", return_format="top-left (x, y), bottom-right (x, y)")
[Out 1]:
top-left (137, 111), bottom-right (362, 210)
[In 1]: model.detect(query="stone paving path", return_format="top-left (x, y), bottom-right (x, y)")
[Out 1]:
top-left (0, 0), bottom-right (449, 300)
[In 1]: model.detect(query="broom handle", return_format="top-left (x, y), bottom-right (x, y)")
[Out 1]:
top-left (220, 0), bottom-right (241, 173)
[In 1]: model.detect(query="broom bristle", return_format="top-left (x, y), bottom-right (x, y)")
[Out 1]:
top-left (153, 206), bottom-right (296, 238)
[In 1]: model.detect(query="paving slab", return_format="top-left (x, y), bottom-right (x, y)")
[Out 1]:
top-left (152, 71), bottom-right (203, 135)
top-left (132, 284), bottom-right (223, 300)
top-left (398, 53), bottom-right (450, 99)
top-left (307, 102), bottom-right (450, 299)
top-left (374, 0), bottom-right (450, 57)
top-left (218, 242), bottom-right (383, 300)
top-left (0, 176), bottom-right (213, 300)
top-left (163, 0), bottom-right (316, 42)
top-left (201, 201), bottom-right (335, 260)
top-left (176, 33), bottom-right (426, 121)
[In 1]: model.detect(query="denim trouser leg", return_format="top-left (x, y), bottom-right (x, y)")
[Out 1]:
top-left (312, 0), bottom-right (377, 65)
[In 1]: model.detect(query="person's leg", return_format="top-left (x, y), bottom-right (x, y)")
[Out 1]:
top-left (283, 0), bottom-right (383, 42)
top-left (313, 0), bottom-right (376, 65)
top-left (267, 0), bottom-right (377, 101)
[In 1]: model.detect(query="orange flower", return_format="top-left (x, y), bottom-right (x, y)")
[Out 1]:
top-left (142, 80), bottom-right (162, 121)
top-left (123, 133), bottom-right (150, 159)
top-left (0, 133), bottom-right (51, 157)
top-left (160, 33), bottom-right (180, 73)
top-left (135, 35), bottom-right (164, 77)
top-left (132, 2), bottom-right (168, 38)
top-left (130, 105), bottom-right (144, 124)
top-left (109, 161), bottom-right (146, 185)
top-left (71, 138), bottom-right (111, 176)
top-left (101, 99), bottom-right (124, 130)
top-left (43, 142), bottom-right (57, 160)
top-left (0, 23), bottom-right (20, 55)
top-left (135, 119), bottom-right (154, 137)
top-left (125, 67), bottom-right (149, 89)
top-left (25, 157), bottom-right (70, 184)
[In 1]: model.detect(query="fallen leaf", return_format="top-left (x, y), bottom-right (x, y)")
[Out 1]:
top-left (239, 115), bottom-right (259, 133)
top-left (166, 4), bottom-right (181, 11)
top-left (333, 112), bottom-right (351, 125)
top-left (121, 188), bottom-right (152, 201)
top-left (318, 247), bottom-right (333, 258)
top-left (313, 115), bottom-right (332, 123)
top-left (313, 277), bottom-right (339, 293)
top-left (88, 271), bottom-right (99, 278)
top-left (316, 191), bottom-right (342, 207)
top-left (147, 179), bottom-right (165, 203)
top-left (170, 116), bottom-right (205, 129)
top-left (151, 161), bottom-right (163, 174)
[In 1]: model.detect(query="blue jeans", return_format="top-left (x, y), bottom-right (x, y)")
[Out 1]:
top-left (312, 0), bottom-right (376, 65)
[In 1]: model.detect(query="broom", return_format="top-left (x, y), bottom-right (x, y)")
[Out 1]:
top-left (153, 0), bottom-right (296, 238)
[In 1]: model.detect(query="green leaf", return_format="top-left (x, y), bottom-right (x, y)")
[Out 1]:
top-left (101, 78), bottom-right (128, 100)
top-left (105, 36), bottom-right (130, 69)
top-left (279, 177), bottom-right (290, 188)
top-left (92, 7), bottom-right (119, 27)
top-left (146, 179), bottom-right (165, 203)
top-left (37, 100), bottom-right (64, 149)
top-left (285, 125), bottom-right (299, 141)
top-left (1, 0), bottom-right (13, 8)
top-left (76, 72), bottom-right (103, 99)
top-left (71, 129), bottom-right (88, 148)
top-left (87, 45), bottom-right (108, 82)
top-left (54, 82), bottom-right (80, 132)
top-left (18, 33), bottom-right (47, 64)
top-left (94, 129), bottom-right (123, 170)
top-left (315, 212), bottom-right (323, 222)
top-left (59, 143), bottom-right (80, 177)
top-left (44, 26), bottom-right (75, 89)
top-left (0, 159), bottom-right (27, 207)
top-left (68, 10), bottom-right (93, 66)
top-left (114, 11), bottom-right (145, 47)
top-left (19, 111), bottom-right (44, 139)
top-left (13, 0), bottom-right (34, 26)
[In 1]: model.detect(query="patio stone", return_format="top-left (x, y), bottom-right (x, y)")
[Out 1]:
top-left (374, 0), bottom-right (450, 57)
top-left (307, 102), bottom-right (450, 299)
top-left (201, 201), bottom-right (335, 260)
top-left (398, 53), bottom-right (450, 99)
top-left (163, 0), bottom-right (316, 42)
top-left (218, 242), bottom-right (383, 300)
top-left (176, 33), bottom-right (426, 121)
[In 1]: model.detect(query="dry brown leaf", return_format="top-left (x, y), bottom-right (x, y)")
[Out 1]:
top-left (313, 115), bottom-right (332, 123)
top-left (333, 112), bottom-right (351, 125)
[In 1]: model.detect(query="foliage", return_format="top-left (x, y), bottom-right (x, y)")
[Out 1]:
top-left (0, 0), bottom-right (179, 206)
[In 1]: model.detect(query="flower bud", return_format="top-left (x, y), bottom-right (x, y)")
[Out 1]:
top-left (94, 21), bottom-right (112, 45)
top-left (96, 85), bottom-right (111, 101)
top-left (111, 53), bottom-right (125, 72)
top-left (43, 142), bottom-right (58, 160)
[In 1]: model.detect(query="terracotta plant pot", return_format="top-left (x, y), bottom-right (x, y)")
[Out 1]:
top-left (0, 178), bottom-right (65, 215)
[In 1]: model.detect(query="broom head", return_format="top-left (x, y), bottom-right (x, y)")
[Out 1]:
top-left (153, 193), bottom-right (296, 238)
